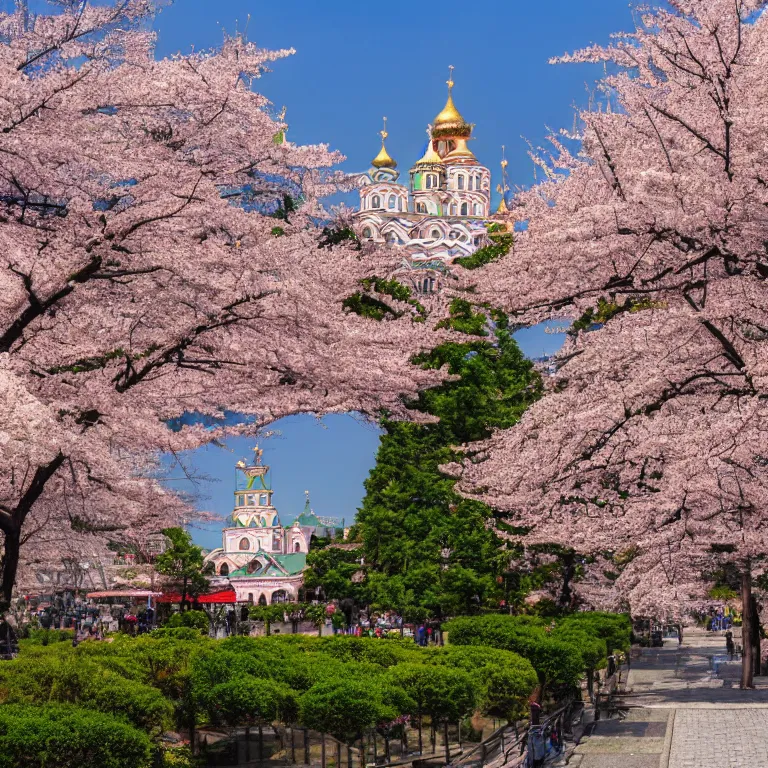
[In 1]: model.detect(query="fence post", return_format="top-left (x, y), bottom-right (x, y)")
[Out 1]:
top-left (443, 721), bottom-right (450, 764)
top-left (258, 724), bottom-right (263, 763)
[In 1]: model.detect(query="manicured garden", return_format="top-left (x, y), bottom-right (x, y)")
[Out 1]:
top-left (0, 612), bottom-right (630, 768)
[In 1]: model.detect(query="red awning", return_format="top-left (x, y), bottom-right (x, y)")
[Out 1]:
top-left (198, 589), bottom-right (237, 604)
top-left (86, 590), bottom-right (161, 599)
top-left (158, 589), bottom-right (237, 604)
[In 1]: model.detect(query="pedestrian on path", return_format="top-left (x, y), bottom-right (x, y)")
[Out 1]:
top-left (677, 624), bottom-right (683, 645)
top-left (725, 629), bottom-right (735, 660)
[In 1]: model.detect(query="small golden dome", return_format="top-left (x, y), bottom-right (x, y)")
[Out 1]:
top-left (415, 140), bottom-right (444, 167)
top-left (432, 66), bottom-right (472, 139)
top-left (443, 138), bottom-right (477, 163)
top-left (496, 196), bottom-right (508, 214)
top-left (371, 116), bottom-right (397, 169)
top-left (372, 145), bottom-right (396, 169)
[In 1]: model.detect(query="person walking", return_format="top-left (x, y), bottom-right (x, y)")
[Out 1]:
top-left (725, 629), bottom-right (735, 660)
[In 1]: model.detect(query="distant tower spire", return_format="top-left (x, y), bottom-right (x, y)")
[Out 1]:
top-left (496, 145), bottom-right (511, 214)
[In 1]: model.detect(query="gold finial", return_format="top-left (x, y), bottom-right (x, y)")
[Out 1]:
top-left (380, 116), bottom-right (388, 142)
top-left (497, 145), bottom-right (511, 214)
top-left (447, 64), bottom-right (455, 93)
top-left (252, 445), bottom-right (263, 465)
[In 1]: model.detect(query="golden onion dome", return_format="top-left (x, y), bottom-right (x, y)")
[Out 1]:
top-left (443, 138), bottom-right (477, 163)
top-left (414, 140), bottom-right (444, 167)
top-left (432, 66), bottom-right (472, 139)
top-left (372, 144), bottom-right (397, 169)
top-left (371, 117), bottom-right (397, 169)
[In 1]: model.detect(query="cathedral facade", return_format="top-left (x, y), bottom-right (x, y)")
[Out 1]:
top-left (204, 449), bottom-right (320, 604)
top-left (353, 69), bottom-right (497, 292)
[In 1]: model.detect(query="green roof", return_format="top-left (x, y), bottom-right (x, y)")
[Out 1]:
top-left (228, 552), bottom-right (307, 579)
top-left (297, 511), bottom-right (321, 527)
top-left (272, 553), bottom-right (307, 576)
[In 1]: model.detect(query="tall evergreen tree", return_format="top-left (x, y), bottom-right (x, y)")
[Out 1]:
top-left (350, 302), bottom-right (542, 618)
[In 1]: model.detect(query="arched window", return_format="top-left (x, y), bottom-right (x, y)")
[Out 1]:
top-left (271, 590), bottom-right (288, 604)
top-left (457, 175), bottom-right (465, 190)
top-left (239, 537), bottom-right (250, 551)
top-left (362, 227), bottom-right (372, 239)
top-left (450, 203), bottom-right (457, 215)
top-left (425, 175), bottom-right (432, 189)
top-left (248, 592), bottom-right (254, 604)
top-left (475, 175), bottom-right (481, 190)
top-left (474, 204), bottom-right (482, 215)
top-left (294, 541), bottom-right (302, 552)
top-left (259, 494), bottom-right (267, 506)
top-left (416, 203), bottom-right (427, 214)
top-left (461, 202), bottom-right (468, 216)
top-left (388, 195), bottom-right (396, 209)
top-left (422, 279), bottom-right (430, 293)
top-left (430, 229), bottom-right (441, 240)
top-left (398, 197), bottom-right (403, 211)
top-left (219, 563), bottom-right (229, 576)
top-left (258, 594), bottom-right (267, 606)
top-left (372, 194), bottom-right (380, 208)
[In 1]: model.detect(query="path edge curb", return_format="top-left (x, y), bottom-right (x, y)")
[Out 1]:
top-left (660, 709), bottom-right (675, 768)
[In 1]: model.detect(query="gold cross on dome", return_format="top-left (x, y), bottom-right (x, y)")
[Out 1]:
top-left (380, 116), bottom-right (388, 142)
top-left (447, 65), bottom-right (455, 93)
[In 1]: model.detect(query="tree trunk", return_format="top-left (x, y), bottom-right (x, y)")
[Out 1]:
top-left (558, 551), bottom-right (576, 610)
top-left (741, 568), bottom-right (755, 689)
top-left (321, 732), bottom-right (326, 768)
top-left (181, 575), bottom-right (188, 612)
top-left (0, 452), bottom-right (65, 607)
top-left (258, 723), bottom-right (264, 762)
top-left (418, 716), bottom-right (423, 755)
top-left (0, 526), bottom-right (22, 608)
top-left (443, 721), bottom-right (450, 764)
top-left (245, 725), bottom-right (251, 763)
top-left (751, 593), bottom-right (761, 677)
top-left (586, 668), bottom-right (594, 702)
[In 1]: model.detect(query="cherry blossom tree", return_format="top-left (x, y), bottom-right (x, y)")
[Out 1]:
top-left (0, 2), bottom-right (449, 605)
top-left (450, 0), bottom-right (768, 686)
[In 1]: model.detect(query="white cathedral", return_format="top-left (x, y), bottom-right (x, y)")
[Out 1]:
top-left (354, 68), bottom-right (505, 293)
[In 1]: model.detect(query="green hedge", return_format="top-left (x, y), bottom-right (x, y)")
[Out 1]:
top-left (0, 704), bottom-right (151, 768)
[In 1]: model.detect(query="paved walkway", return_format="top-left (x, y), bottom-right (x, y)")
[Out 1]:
top-left (569, 629), bottom-right (768, 768)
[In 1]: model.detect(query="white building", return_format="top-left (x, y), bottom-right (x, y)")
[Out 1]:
top-left (354, 68), bottom-right (499, 292)
top-left (203, 449), bottom-right (313, 604)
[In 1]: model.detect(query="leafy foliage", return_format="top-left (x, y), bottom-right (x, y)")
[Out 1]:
top-left (343, 324), bottom-right (541, 617)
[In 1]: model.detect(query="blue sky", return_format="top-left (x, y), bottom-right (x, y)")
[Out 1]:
top-left (151, 1), bottom-right (637, 549)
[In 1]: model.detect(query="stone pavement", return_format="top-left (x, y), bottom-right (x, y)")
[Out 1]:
top-left (569, 629), bottom-right (768, 768)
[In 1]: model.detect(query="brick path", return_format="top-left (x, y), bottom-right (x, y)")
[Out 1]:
top-left (570, 629), bottom-right (768, 768)
top-left (668, 710), bottom-right (768, 768)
